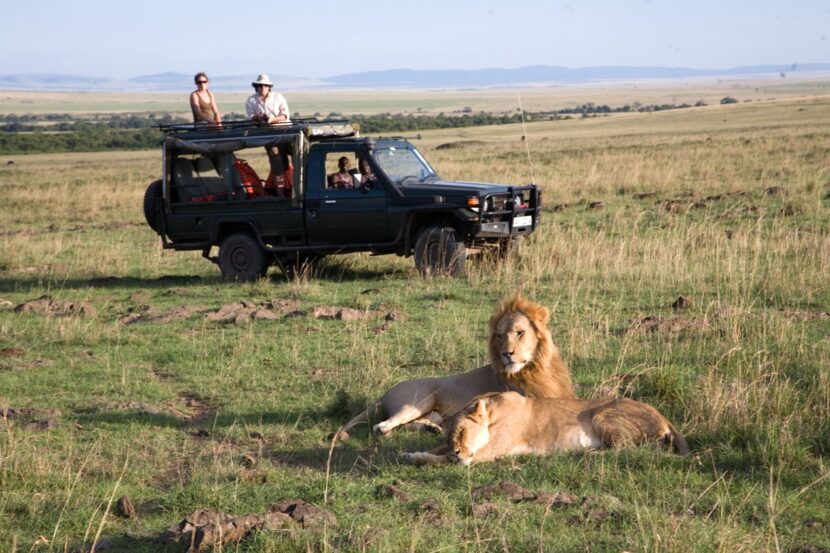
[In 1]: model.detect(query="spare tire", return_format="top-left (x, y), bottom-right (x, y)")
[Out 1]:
top-left (143, 179), bottom-right (163, 233)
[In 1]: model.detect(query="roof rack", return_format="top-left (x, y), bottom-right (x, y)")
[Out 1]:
top-left (158, 118), bottom-right (357, 140)
top-left (158, 118), bottom-right (353, 134)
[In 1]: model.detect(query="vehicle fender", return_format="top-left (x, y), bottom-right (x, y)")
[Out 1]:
top-left (211, 220), bottom-right (266, 248)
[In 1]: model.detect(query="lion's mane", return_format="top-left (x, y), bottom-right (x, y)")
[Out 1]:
top-left (488, 295), bottom-right (575, 399)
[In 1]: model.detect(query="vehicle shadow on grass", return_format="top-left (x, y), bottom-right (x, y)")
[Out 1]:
top-left (0, 274), bottom-right (211, 294)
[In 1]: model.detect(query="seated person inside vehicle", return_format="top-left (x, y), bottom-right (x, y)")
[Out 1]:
top-left (327, 155), bottom-right (355, 189)
top-left (356, 157), bottom-right (377, 191)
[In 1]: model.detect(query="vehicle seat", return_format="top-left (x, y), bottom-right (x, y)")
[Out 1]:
top-left (172, 158), bottom-right (203, 203)
top-left (214, 153), bottom-right (243, 197)
top-left (193, 156), bottom-right (227, 198)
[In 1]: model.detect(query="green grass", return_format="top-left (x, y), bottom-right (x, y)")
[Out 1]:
top-left (0, 93), bottom-right (829, 552)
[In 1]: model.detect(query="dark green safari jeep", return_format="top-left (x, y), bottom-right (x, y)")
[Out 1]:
top-left (144, 120), bottom-right (541, 281)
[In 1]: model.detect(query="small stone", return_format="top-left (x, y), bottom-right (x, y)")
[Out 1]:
top-left (588, 201), bottom-right (605, 210)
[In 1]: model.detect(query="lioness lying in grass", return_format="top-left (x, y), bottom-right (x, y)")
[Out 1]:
top-left (405, 391), bottom-right (688, 465)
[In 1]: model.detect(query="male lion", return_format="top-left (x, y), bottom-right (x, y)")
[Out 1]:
top-left (339, 295), bottom-right (575, 438)
top-left (405, 391), bottom-right (689, 465)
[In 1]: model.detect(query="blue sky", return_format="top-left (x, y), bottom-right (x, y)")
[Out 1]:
top-left (1, 0), bottom-right (827, 79)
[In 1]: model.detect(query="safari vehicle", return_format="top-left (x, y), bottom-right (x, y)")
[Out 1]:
top-left (143, 119), bottom-right (541, 281)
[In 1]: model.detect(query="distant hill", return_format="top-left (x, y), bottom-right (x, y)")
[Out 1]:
top-left (1, 64), bottom-right (828, 92)
top-left (323, 63), bottom-right (830, 88)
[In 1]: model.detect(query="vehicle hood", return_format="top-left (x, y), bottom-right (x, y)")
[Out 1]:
top-left (399, 179), bottom-right (516, 196)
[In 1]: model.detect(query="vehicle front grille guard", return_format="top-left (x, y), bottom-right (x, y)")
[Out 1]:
top-left (477, 185), bottom-right (540, 231)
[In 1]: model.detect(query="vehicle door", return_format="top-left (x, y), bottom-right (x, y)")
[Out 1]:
top-left (305, 149), bottom-right (391, 244)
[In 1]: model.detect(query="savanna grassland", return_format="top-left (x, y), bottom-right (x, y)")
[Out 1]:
top-left (1, 91), bottom-right (829, 552)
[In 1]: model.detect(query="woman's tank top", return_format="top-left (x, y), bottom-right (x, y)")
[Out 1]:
top-left (194, 92), bottom-right (215, 122)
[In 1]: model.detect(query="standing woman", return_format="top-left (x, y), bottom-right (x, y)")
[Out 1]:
top-left (190, 72), bottom-right (222, 124)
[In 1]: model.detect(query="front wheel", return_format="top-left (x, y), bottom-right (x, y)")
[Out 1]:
top-left (414, 226), bottom-right (467, 277)
top-left (218, 233), bottom-right (270, 282)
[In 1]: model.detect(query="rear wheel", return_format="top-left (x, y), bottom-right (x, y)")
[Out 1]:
top-left (143, 179), bottom-right (163, 232)
top-left (218, 233), bottom-right (270, 282)
top-left (414, 226), bottom-right (467, 277)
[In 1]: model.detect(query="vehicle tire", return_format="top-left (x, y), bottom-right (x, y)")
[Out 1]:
top-left (143, 179), bottom-right (163, 233)
top-left (218, 233), bottom-right (270, 282)
top-left (414, 226), bottom-right (466, 277)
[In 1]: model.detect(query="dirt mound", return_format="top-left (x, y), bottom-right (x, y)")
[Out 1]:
top-left (435, 140), bottom-right (485, 150)
top-left (782, 310), bottom-right (830, 321)
top-left (1, 406), bottom-right (62, 430)
top-left (119, 305), bottom-right (201, 325)
top-left (469, 480), bottom-right (600, 518)
top-left (627, 314), bottom-right (709, 334)
top-left (205, 299), bottom-right (300, 324)
top-left (162, 498), bottom-right (336, 549)
top-left (15, 295), bottom-right (96, 318)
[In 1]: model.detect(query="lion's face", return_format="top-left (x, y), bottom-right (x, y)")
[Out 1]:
top-left (449, 400), bottom-right (490, 465)
top-left (490, 312), bottom-right (540, 375)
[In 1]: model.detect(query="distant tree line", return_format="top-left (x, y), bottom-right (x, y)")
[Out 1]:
top-left (0, 98), bottom-right (736, 155)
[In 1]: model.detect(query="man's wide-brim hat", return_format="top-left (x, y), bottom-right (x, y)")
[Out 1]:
top-left (251, 74), bottom-right (274, 87)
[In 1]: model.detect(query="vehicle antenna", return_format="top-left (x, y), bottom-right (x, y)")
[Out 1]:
top-left (517, 91), bottom-right (536, 185)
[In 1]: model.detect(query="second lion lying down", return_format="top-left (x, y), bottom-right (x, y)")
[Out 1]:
top-left (405, 391), bottom-right (689, 465)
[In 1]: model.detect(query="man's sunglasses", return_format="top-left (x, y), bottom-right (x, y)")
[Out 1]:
top-left (196, 80), bottom-right (208, 84)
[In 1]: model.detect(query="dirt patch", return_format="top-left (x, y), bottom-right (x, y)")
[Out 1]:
top-left (472, 481), bottom-right (537, 503)
top-left (15, 295), bottom-right (97, 318)
top-left (176, 391), bottom-right (214, 424)
top-left (0, 299), bottom-right (14, 310)
top-left (765, 186), bottom-right (786, 196)
top-left (782, 310), bottom-right (830, 321)
top-left (161, 506), bottom-right (295, 551)
top-left (632, 192), bottom-right (657, 200)
top-left (119, 305), bottom-right (202, 325)
top-left (1, 406), bottom-right (62, 430)
top-left (205, 299), bottom-right (301, 324)
top-left (376, 482), bottom-right (412, 502)
top-left (627, 314), bottom-right (709, 334)
top-left (658, 200), bottom-right (689, 214)
top-left (92, 399), bottom-right (188, 420)
top-left (0, 347), bottom-right (25, 357)
top-left (587, 201), bottom-right (605, 210)
top-left (435, 140), bottom-right (486, 150)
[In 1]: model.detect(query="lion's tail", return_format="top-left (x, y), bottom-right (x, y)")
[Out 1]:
top-left (341, 401), bottom-right (383, 434)
top-left (667, 422), bottom-right (690, 455)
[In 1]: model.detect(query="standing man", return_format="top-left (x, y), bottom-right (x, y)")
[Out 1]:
top-left (246, 74), bottom-right (292, 196)
top-left (245, 74), bottom-right (290, 124)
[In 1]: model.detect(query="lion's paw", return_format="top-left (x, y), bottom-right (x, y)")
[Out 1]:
top-left (373, 421), bottom-right (393, 435)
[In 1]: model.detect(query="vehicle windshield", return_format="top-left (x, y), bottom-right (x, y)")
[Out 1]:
top-left (371, 146), bottom-right (437, 184)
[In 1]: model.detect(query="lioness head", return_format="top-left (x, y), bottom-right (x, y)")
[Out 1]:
top-left (449, 398), bottom-right (490, 465)
top-left (488, 295), bottom-right (576, 399)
